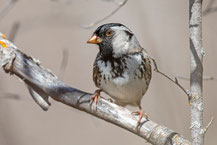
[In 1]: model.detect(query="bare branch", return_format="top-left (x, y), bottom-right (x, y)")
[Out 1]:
top-left (203, 0), bottom-right (217, 16)
top-left (50, 0), bottom-right (73, 3)
top-left (203, 7), bottom-right (217, 16)
top-left (0, 34), bottom-right (191, 145)
top-left (8, 21), bottom-right (20, 42)
top-left (59, 48), bottom-right (69, 80)
top-left (189, 0), bottom-right (204, 144)
top-left (177, 76), bottom-right (217, 81)
top-left (0, 92), bottom-right (20, 100)
top-left (81, 0), bottom-right (128, 29)
top-left (148, 56), bottom-right (191, 98)
top-left (26, 84), bottom-right (50, 111)
top-left (0, 0), bottom-right (17, 20)
top-left (101, 0), bottom-right (122, 5)
top-left (203, 117), bottom-right (214, 134)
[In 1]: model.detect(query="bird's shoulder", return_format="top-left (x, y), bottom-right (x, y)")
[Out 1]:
top-left (140, 48), bottom-right (152, 81)
top-left (93, 56), bottom-right (101, 88)
top-left (128, 47), bottom-right (152, 80)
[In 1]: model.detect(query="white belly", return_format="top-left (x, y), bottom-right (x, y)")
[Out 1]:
top-left (96, 54), bottom-right (149, 106)
top-left (102, 76), bottom-right (147, 106)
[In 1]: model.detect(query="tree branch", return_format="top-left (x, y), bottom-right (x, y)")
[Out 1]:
top-left (58, 48), bottom-right (69, 80)
top-left (0, 0), bottom-right (17, 20)
top-left (177, 76), bottom-right (217, 81)
top-left (203, 117), bottom-right (214, 134)
top-left (148, 56), bottom-right (191, 99)
top-left (8, 21), bottom-right (20, 42)
top-left (189, 0), bottom-right (204, 144)
top-left (203, 0), bottom-right (217, 16)
top-left (0, 92), bottom-right (20, 100)
top-left (0, 34), bottom-right (191, 145)
top-left (81, 0), bottom-right (128, 29)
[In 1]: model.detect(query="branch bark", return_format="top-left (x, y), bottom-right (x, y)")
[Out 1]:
top-left (0, 34), bottom-right (191, 145)
top-left (189, 0), bottom-right (204, 145)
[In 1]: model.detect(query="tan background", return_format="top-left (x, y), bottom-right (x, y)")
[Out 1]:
top-left (0, 0), bottom-right (216, 144)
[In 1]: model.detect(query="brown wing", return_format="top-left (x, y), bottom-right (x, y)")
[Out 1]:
top-left (93, 53), bottom-right (103, 88)
top-left (144, 58), bottom-right (152, 82)
top-left (93, 62), bottom-right (100, 88)
top-left (141, 48), bottom-right (152, 89)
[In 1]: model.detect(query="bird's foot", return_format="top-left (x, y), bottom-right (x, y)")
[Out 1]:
top-left (132, 110), bottom-right (148, 124)
top-left (90, 89), bottom-right (101, 111)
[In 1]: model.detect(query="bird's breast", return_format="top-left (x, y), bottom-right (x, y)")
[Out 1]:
top-left (95, 54), bottom-right (150, 105)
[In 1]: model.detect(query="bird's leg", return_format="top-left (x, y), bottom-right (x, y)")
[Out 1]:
top-left (90, 89), bottom-right (102, 110)
top-left (132, 105), bottom-right (148, 124)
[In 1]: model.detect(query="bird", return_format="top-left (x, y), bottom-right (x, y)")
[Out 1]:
top-left (87, 23), bottom-right (152, 124)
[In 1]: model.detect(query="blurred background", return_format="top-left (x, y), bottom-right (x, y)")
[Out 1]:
top-left (0, 0), bottom-right (216, 144)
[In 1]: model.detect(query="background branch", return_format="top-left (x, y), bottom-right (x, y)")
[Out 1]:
top-left (81, 0), bottom-right (128, 29)
top-left (149, 57), bottom-right (191, 98)
top-left (58, 48), bottom-right (69, 80)
top-left (0, 0), bottom-right (17, 20)
top-left (177, 76), bottom-right (217, 81)
top-left (8, 21), bottom-right (20, 42)
top-left (0, 92), bottom-right (20, 100)
top-left (203, 0), bottom-right (217, 16)
top-left (0, 35), bottom-right (191, 145)
top-left (204, 117), bottom-right (214, 134)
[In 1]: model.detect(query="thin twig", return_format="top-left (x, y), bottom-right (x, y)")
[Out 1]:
top-left (50, 0), bottom-right (74, 4)
top-left (0, 92), bottom-right (20, 100)
top-left (81, 0), bottom-right (128, 29)
top-left (203, 0), bottom-right (217, 16)
top-left (59, 48), bottom-right (69, 80)
top-left (8, 21), bottom-right (20, 42)
top-left (0, 0), bottom-right (17, 20)
top-left (177, 76), bottom-right (217, 81)
top-left (148, 56), bottom-right (191, 98)
top-left (176, 76), bottom-right (191, 81)
top-left (204, 117), bottom-right (214, 134)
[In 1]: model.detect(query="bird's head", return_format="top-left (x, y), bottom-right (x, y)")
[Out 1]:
top-left (87, 23), bottom-right (141, 58)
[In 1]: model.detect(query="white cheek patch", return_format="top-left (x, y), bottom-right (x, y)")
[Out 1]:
top-left (112, 31), bottom-right (130, 57)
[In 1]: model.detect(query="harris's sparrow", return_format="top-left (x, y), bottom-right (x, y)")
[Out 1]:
top-left (87, 23), bottom-right (152, 124)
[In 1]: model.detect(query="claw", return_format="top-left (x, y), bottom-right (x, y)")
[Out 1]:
top-left (132, 110), bottom-right (148, 124)
top-left (90, 89), bottom-right (101, 110)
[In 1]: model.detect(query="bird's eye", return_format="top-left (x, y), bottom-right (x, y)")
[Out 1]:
top-left (106, 29), bottom-right (113, 37)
